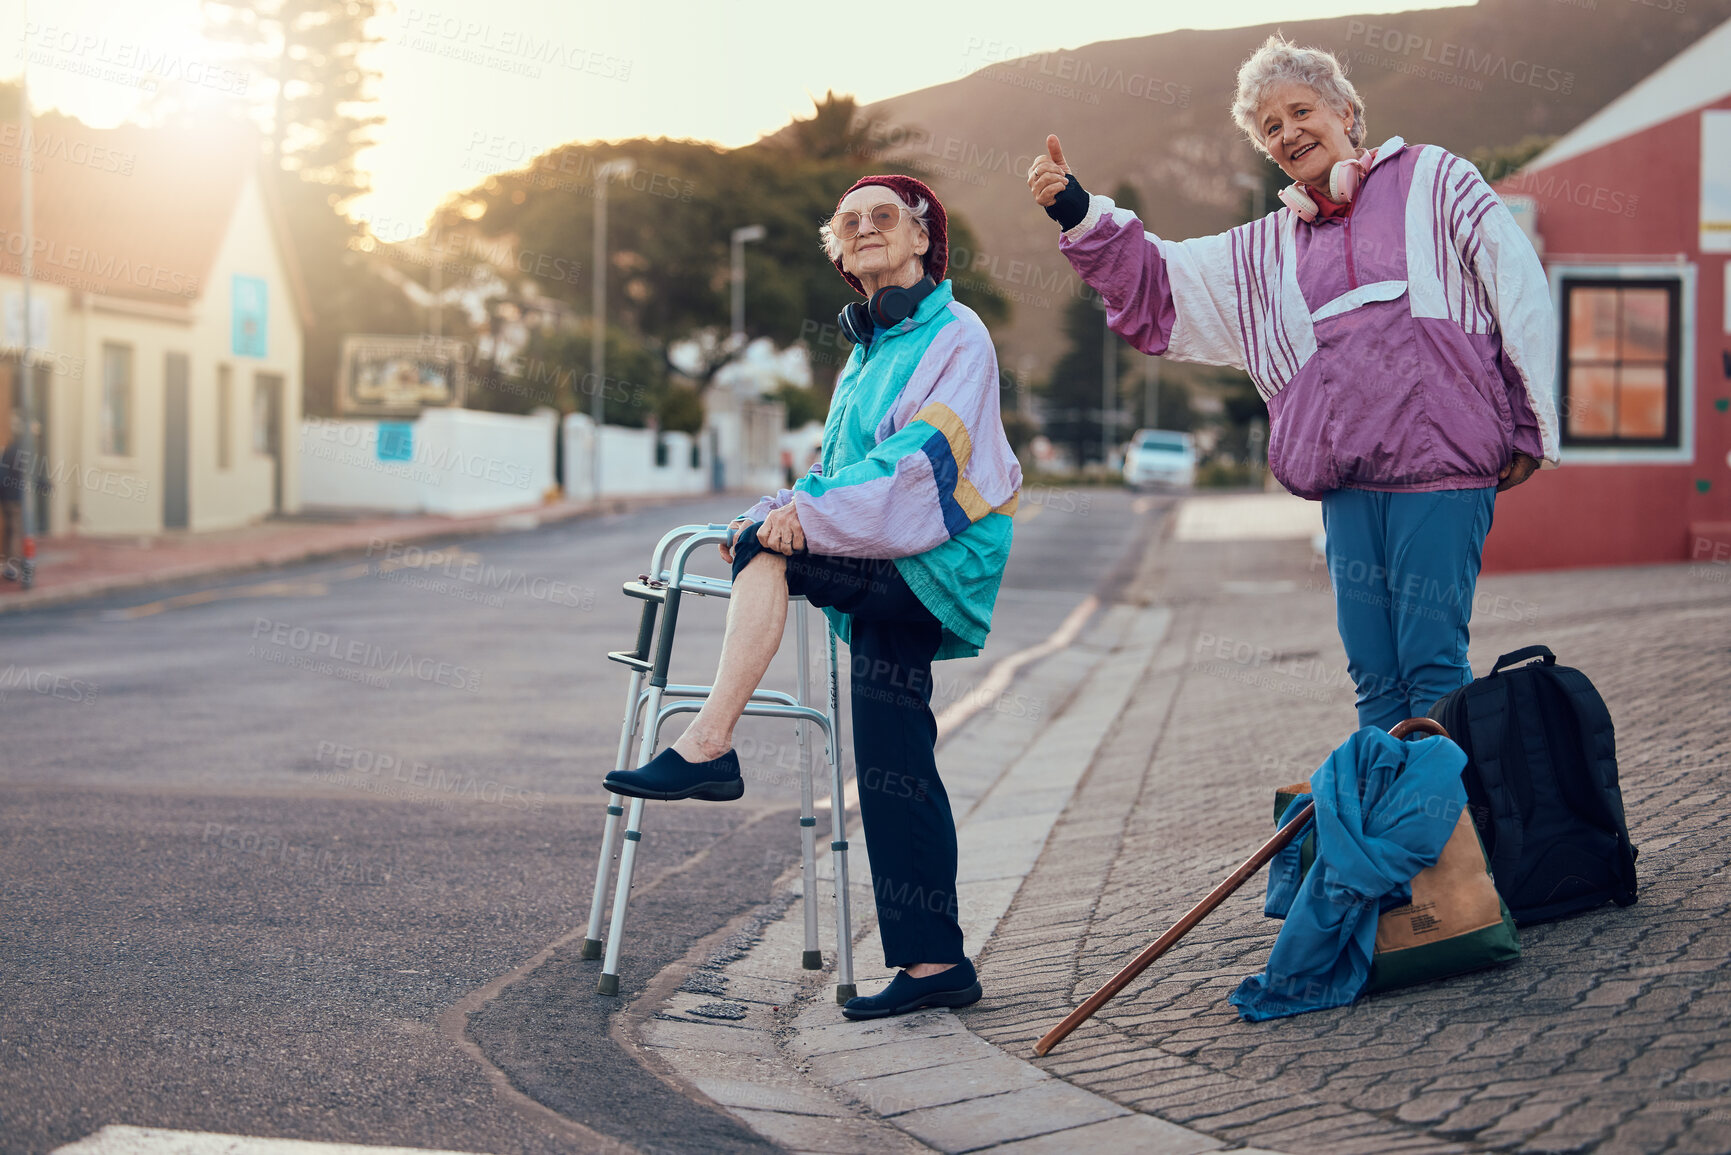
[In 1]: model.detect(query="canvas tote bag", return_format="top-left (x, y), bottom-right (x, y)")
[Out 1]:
top-left (1272, 781), bottom-right (1521, 992)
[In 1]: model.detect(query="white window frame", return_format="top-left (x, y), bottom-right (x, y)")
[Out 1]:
top-left (1546, 260), bottom-right (1696, 465)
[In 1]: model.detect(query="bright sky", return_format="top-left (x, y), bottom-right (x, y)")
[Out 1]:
top-left (7, 0), bottom-right (1472, 230)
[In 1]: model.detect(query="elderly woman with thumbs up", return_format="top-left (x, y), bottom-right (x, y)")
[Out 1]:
top-left (1028, 34), bottom-right (1560, 730)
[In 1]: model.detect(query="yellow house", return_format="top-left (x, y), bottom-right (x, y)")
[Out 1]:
top-left (0, 112), bottom-right (309, 536)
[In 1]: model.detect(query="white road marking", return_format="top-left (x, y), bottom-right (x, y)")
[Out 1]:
top-left (52, 1126), bottom-right (493, 1155)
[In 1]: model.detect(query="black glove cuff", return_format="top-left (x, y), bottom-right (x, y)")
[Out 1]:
top-left (1044, 175), bottom-right (1091, 232)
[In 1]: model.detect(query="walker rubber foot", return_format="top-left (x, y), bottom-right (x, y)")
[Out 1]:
top-left (802, 950), bottom-right (823, 970)
top-left (581, 938), bottom-right (603, 960)
top-left (598, 973), bottom-right (620, 996)
top-left (835, 984), bottom-right (857, 1004)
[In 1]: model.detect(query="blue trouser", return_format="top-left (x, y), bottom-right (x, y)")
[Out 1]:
top-left (1321, 487), bottom-right (1496, 733)
top-left (732, 523), bottom-right (964, 969)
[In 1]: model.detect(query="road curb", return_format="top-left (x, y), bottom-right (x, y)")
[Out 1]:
top-left (0, 494), bottom-right (699, 617)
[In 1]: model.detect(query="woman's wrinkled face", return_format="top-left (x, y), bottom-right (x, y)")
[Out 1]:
top-left (1258, 81), bottom-right (1357, 188)
top-left (834, 186), bottom-right (929, 285)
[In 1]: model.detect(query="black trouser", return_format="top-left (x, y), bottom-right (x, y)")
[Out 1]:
top-left (731, 523), bottom-right (964, 968)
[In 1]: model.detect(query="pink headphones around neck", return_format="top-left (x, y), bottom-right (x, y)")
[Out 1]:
top-left (1278, 150), bottom-right (1376, 223)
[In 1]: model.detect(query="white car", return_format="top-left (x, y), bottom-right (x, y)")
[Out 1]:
top-left (1123, 429), bottom-right (1196, 490)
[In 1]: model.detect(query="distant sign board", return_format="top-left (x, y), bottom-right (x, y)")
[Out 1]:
top-left (1702, 111), bottom-right (1731, 254)
top-left (232, 275), bottom-right (268, 357)
top-left (377, 422), bottom-right (414, 461)
top-left (336, 334), bottom-right (466, 416)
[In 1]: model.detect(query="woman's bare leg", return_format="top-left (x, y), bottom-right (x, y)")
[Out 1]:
top-left (670, 551), bottom-right (788, 761)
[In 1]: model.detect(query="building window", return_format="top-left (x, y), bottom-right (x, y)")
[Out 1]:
top-left (217, 364), bottom-right (232, 469)
top-left (101, 343), bottom-right (133, 456)
top-left (1560, 279), bottom-right (1681, 448)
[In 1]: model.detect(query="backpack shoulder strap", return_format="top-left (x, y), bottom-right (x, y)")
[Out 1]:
top-left (1462, 676), bottom-right (1523, 880)
top-left (1546, 665), bottom-right (1639, 902)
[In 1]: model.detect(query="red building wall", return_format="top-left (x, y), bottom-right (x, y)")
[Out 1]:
top-left (1485, 95), bottom-right (1731, 572)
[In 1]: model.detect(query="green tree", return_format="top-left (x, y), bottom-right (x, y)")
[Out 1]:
top-left (442, 104), bottom-right (1008, 409)
top-left (473, 326), bottom-right (668, 428)
top-left (203, 0), bottom-right (385, 199)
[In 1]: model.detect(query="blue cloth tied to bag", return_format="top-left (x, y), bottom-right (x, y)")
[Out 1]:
top-left (1229, 727), bottom-right (1466, 1021)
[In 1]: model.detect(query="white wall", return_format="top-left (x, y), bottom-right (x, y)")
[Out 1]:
top-left (300, 408), bottom-right (555, 515)
top-left (562, 414), bottom-right (709, 500)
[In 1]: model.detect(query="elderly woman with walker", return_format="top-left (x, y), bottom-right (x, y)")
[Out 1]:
top-left (604, 174), bottom-right (1022, 1019)
top-left (1028, 35), bottom-right (1559, 730)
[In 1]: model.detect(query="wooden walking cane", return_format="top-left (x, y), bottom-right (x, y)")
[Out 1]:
top-left (1033, 717), bottom-right (1447, 1057)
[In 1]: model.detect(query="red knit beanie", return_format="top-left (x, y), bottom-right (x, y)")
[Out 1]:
top-left (829, 174), bottom-right (948, 295)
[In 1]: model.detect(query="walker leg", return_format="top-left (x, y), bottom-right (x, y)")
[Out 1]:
top-left (599, 591), bottom-right (679, 997)
top-left (585, 668), bottom-right (645, 960)
top-left (825, 625), bottom-right (857, 1002)
top-left (598, 794), bottom-right (647, 996)
top-left (795, 603), bottom-right (822, 970)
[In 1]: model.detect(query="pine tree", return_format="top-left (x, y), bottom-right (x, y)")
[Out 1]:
top-left (203, 0), bottom-right (385, 204)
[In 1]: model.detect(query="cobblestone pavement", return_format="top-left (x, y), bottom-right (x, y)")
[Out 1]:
top-left (965, 537), bottom-right (1731, 1155)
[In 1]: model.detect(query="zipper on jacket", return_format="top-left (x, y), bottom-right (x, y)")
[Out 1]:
top-left (1342, 213), bottom-right (1358, 290)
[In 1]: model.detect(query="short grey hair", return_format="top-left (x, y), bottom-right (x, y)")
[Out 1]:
top-left (1231, 34), bottom-right (1366, 157)
top-left (818, 187), bottom-right (931, 262)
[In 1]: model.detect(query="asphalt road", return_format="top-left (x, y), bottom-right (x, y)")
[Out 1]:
top-left (0, 488), bottom-right (1164, 1155)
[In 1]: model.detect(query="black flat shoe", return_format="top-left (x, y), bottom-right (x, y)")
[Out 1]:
top-left (605, 746), bottom-right (744, 802)
top-left (841, 960), bottom-right (981, 1020)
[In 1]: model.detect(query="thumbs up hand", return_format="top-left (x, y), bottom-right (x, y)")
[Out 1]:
top-left (1027, 134), bottom-right (1074, 207)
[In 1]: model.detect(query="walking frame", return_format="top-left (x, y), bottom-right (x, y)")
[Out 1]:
top-left (582, 523), bottom-right (858, 1003)
top-left (1034, 716), bottom-right (1449, 1056)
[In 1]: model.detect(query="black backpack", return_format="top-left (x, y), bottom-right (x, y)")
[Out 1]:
top-left (1427, 645), bottom-right (1638, 925)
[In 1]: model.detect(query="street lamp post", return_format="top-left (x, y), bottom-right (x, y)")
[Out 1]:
top-left (1101, 300), bottom-right (1116, 469)
top-left (15, 12), bottom-right (37, 588)
top-left (730, 224), bottom-right (766, 347)
top-left (589, 157), bottom-right (635, 501)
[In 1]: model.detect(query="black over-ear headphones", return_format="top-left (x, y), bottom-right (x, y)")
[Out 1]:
top-left (837, 276), bottom-right (937, 347)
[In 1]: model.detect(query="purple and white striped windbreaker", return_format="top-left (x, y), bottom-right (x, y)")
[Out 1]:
top-left (1058, 136), bottom-right (1559, 499)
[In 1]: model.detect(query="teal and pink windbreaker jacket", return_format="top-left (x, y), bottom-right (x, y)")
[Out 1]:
top-left (1057, 136), bottom-right (1560, 499)
top-left (742, 280), bottom-right (1021, 660)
